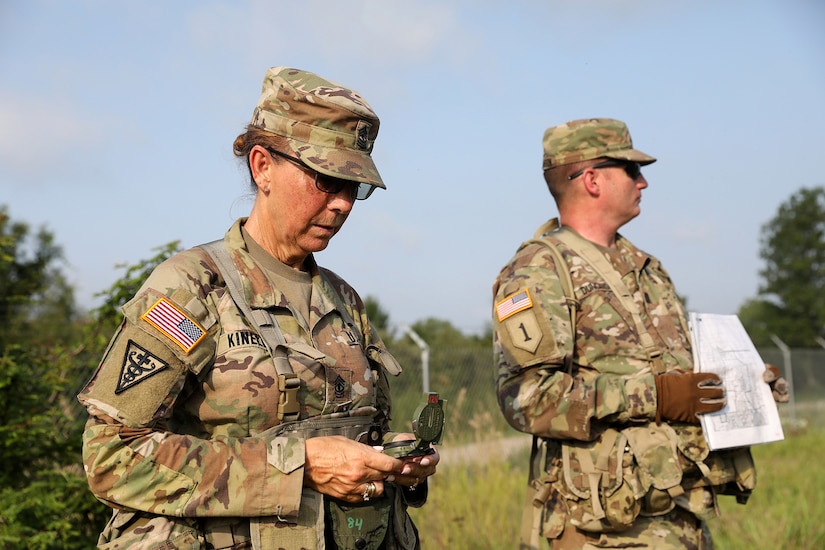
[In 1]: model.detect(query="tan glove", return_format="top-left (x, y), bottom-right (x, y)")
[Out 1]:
top-left (654, 371), bottom-right (726, 424)
top-left (763, 363), bottom-right (790, 403)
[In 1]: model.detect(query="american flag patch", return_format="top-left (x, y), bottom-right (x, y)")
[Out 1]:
top-left (496, 289), bottom-right (533, 321)
top-left (141, 297), bottom-right (206, 353)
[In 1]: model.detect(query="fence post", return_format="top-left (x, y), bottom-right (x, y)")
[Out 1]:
top-left (402, 325), bottom-right (430, 394)
top-left (769, 334), bottom-right (796, 424)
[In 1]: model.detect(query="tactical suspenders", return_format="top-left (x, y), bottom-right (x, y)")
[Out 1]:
top-left (200, 239), bottom-right (301, 423)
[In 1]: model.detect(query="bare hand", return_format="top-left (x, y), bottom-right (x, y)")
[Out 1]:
top-left (304, 436), bottom-right (402, 503)
top-left (389, 433), bottom-right (440, 489)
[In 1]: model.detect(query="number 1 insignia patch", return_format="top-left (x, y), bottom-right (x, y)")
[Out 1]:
top-left (496, 289), bottom-right (542, 354)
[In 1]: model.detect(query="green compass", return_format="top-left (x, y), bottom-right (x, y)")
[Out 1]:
top-left (384, 392), bottom-right (445, 459)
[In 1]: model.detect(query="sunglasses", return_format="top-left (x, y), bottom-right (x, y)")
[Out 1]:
top-left (266, 148), bottom-right (376, 200)
top-left (567, 159), bottom-right (642, 181)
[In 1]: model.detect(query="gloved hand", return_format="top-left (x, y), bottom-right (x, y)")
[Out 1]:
top-left (654, 371), bottom-right (726, 424)
top-left (763, 363), bottom-right (790, 403)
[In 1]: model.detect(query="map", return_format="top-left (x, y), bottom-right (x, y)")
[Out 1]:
top-left (689, 312), bottom-right (784, 450)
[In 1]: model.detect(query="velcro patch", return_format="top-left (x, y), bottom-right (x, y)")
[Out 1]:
top-left (495, 289), bottom-right (533, 322)
top-left (117, 340), bottom-right (170, 394)
top-left (504, 309), bottom-right (543, 354)
top-left (141, 297), bottom-right (206, 354)
top-left (328, 369), bottom-right (352, 404)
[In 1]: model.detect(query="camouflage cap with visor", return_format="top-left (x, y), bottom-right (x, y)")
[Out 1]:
top-left (542, 118), bottom-right (656, 170)
top-left (250, 66), bottom-right (385, 189)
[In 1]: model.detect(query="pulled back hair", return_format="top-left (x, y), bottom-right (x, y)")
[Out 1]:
top-left (233, 126), bottom-right (292, 190)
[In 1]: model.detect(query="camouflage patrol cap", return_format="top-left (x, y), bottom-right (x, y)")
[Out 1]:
top-left (250, 66), bottom-right (385, 188)
top-left (542, 118), bottom-right (656, 170)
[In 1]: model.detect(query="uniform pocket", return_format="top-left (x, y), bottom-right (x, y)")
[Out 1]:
top-left (624, 423), bottom-right (683, 516)
top-left (555, 429), bottom-right (642, 533)
top-left (327, 493), bottom-right (391, 550)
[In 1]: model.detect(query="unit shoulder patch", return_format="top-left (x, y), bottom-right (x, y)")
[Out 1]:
top-left (141, 297), bottom-right (206, 353)
top-left (503, 309), bottom-right (544, 354)
top-left (495, 289), bottom-right (534, 322)
top-left (117, 340), bottom-right (170, 394)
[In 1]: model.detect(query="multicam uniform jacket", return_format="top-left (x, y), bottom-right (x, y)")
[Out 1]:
top-left (78, 218), bottom-right (414, 549)
top-left (492, 219), bottom-right (753, 538)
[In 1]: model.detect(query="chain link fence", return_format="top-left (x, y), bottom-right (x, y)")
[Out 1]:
top-left (755, 346), bottom-right (825, 428)
top-left (389, 345), bottom-right (825, 440)
top-left (64, 345), bottom-right (824, 442)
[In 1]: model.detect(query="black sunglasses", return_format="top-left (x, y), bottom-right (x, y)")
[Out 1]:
top-left (266, 148), bottom-right (376, 201)
top-left (567, 159), bottom-right (642, 181)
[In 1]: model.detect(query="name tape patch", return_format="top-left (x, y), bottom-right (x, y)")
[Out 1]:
top-left (496, 289), bottom-right (533, 322)
top-left (141, 297), bottom-right (206, 353)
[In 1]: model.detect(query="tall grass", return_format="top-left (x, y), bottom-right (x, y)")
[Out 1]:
top-left (711, 422), bottom-right (825, 549)
top-left (410, 412), bottom-right (824, 549)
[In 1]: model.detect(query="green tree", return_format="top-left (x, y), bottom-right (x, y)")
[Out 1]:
top-left (88, 241), bottom-right (183, 337)
top-left (0, 206), bottom-right (102, 548)
top-left (365, 295), bottom-right (393, 338)
top-left (0, 204), bottom-right (183, 548)
top-left (0, 205), bottom-right (80, 351)
top-left (740, 187), bottom-right (825, 347)
top-left (0, 343), bottom-right (106, 548)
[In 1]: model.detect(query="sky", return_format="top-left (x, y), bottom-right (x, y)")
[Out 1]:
top-left (2, 0), bottom-right (823, 336)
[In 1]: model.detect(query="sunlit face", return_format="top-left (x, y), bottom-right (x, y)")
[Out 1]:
top-left (261, 153), bottom-right (357, 265)
top-left (598, 162), bottom-right (648, 226)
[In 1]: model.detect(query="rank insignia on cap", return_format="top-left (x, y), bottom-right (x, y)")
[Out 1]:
top-left (496, 289), bottom-right (533, 322)
top-left (355, 120), bottom-right (371, 151)
top-left (116, 340), bottom-right (169, 394)
top-left (141, 297), bottom-right (206, 353)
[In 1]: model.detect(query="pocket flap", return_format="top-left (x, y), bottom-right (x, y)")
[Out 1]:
top-left (624, 424), bottom-right (682, 490)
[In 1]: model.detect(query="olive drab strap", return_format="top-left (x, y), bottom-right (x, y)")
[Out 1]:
top-left (527, 235), bottom-right (578, 375)
top-left (551, 226), bottom-right (666, 375)
top-left (201, 240), bottom-right (300, 422)
top-left (516, 221), bottom-right (580, 550)
top-left (560, 429), bottom-right (621, 523)
top-left (518, 220), bottom-right (581, 550)
top-left (519, 437), bottom-right (549, 550)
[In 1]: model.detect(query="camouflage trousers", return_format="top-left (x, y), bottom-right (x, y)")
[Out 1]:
top-left (551, 507), bottom-right (714, 550)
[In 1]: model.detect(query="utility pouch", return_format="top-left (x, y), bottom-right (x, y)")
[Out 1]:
top-left (556, 429), bottom-right (642, 533)
top-left (531, 469), bottom-right (567, 540)
top-left (715, 447), bottom-right (756, 503)
top-left (624, 424), bottom-right (683, 516)
top-left (671, 424), bottom-right (756, 503)
top-left (326, 493), bottom-right (391, 550)
top-left (388, 485), bottom-right (421, 549)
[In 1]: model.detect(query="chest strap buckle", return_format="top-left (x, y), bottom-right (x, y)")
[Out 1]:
top-left (278, 373), bottom-right (301, 421)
